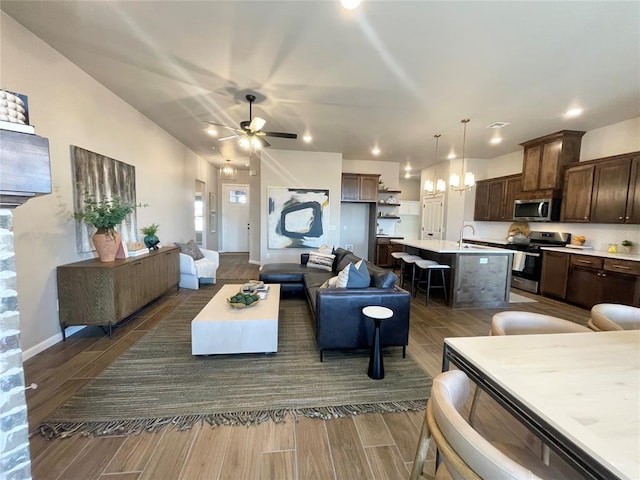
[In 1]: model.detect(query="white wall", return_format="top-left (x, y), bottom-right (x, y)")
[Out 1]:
top-left (580, 117), bottom-right (640, 161)
top-left (1, 13), bottom-right (212, 356)
top-left (398, 178), bottom-right (420, 201)
top-left (260, 149), bottom-right (342, 263)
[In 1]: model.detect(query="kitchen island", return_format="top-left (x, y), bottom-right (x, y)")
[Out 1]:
top-left (391, 239), bottom-right (513, 308)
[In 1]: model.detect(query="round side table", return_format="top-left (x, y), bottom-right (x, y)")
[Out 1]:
top-left (362, 306), bottom-right (394, 380)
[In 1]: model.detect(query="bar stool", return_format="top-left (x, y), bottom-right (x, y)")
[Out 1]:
top-left (414, 260), bottom-right (450, 305)
top-left (390, 251), bottom-right (410, 273)
top-left (400, 255), bottom-right (422, 291)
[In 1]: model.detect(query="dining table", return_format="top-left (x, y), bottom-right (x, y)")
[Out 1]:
top-left (443, 330), bottom-right (640, 480)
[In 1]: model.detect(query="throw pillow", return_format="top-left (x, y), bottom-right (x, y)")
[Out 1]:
top-left (336, 262), bottom-right (351, 288)
top-left (320, 276), bottom-right (339, 289)
top-left (174, 240), bottom-right (204, 260)
top-left (307, 251), bottom-right (335, 271)
top-left (374, 271), bottom-right (398, 289)
top-left (346, 259), bottom-right (370, 288)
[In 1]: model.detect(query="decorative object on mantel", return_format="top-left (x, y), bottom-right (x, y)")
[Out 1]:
top-left (449, 119), bottom-right (475, 192)
top-left (141, 223), bottom-right (160, 250)
top-left (73, 193), bottom-right (145, 262)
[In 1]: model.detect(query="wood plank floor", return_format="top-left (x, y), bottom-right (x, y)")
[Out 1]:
top-left (24, 253), bottom-right (589, 479)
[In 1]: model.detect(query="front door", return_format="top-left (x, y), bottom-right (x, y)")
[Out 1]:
top-left (221, 183), bottom-right (250, 252)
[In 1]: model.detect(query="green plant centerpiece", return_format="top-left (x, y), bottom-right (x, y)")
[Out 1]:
top-left (74, 193), bottom-right (142, 262)
top-left (141, 223), bottom-right (160, 250)
top-left (621, 240), bottom-right (633, 247)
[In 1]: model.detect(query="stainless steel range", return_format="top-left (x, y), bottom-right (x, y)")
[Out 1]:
top-left (507, 231), bottom-right (571, 294)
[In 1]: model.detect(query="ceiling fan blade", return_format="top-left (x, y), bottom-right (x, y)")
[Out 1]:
top-left (263, 131), bottom-right (298, 139)
top-left (218, 134), bottom-right (238, 141)
top-left (259, 138), bottom-right (271, 148)
top-left (249, 116), bottom-right (266, 132)
top-left (205, 121), bottom-right (241, 133)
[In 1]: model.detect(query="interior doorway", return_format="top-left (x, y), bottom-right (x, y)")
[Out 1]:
top-left (195, 179), bottom-right (205, 247)
top-left (421, 194), bottom-right (445, 240)
top-left (221, 183), bottom-right (250, 252)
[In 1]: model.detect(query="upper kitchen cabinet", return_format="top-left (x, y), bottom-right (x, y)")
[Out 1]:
top-left (473, 174), bottom-right (521, 221)
top-left (561, 163), bottom-right (595, 222)
top-left (562, 151), bottom-right (640, 224)
top-left (591, 154), bottom-right (640, 224)
top-left (341, 173), bottom-right (379, 202)
top-left (520, 130), bottom-right (585, 194)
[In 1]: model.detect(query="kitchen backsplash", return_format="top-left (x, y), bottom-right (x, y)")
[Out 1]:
top-left (468, 221), bottom-right (640, 252)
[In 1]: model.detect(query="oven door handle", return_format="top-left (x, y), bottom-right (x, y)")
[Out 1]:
top-left (523, 252), bottom-right (540, 258)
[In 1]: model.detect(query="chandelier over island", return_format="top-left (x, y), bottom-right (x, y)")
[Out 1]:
top-left (449, 118), bottom-right (475, 192)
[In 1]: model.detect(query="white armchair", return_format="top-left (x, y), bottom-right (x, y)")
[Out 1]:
top-left (179, 248), bottom-right (219, 290)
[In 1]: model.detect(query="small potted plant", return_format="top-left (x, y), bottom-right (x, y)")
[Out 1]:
top-left (141, 223), bottom-right (160, 250)
top-left (74, 193), bottom-right (143, 262)
top-left (620, 239), bottom-right (633, 253)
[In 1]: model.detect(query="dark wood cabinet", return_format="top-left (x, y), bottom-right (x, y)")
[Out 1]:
top-left (376, 237), bottom-right (403, 267)
top-left (57, 246), bottom-right (179, 337)
top-left (565, 255), bottom-right (640, 308)
top-left (520, 130), bottom-right (585, 194)
top-left (591, 155), bottom-right (640, 224)
top-left (540, 251), bottom-right (570, 299)
top-left (561, 163), bottom-right (595, 222)
top-left (474, 174), bottom-right (521, 221)
top-left (562, 152), bottom-right (640, 224)
top-left (341, 173), bottom-right (379, 202)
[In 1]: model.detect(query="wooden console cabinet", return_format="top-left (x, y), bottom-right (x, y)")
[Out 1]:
top-left (57, 246), bottom-right (179, 338)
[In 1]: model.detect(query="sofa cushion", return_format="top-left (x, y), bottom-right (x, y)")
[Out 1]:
top-left (259, 263), bottom-right (308, 284)
top-left (320, 276), bottom-right (339, 289)
top-left (347, 260), bottom-right (370, 288)
top-left (174, 240), bottom-right (204, 260)
top-left (336, 251), bottom-right (362, 272)
top-left (307, 251), bottom-right (335, 271)
top-left (336, 262), bottom-right (351, 288)
top-left (304, 271), bottom-right (334, 288)
top-left (332, 248), bottom-right (352, 270)
top-left (374, 271), bottom-right (398, 289)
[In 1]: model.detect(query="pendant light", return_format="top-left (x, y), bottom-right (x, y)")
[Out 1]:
top-left (219, 159), bottom-right (237, 182)
top-left (424, 134), bottom-right (447, 196)
top-left (449, 119), bottom-right (475, 192)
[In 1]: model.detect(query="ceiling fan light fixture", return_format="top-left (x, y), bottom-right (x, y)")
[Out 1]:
top-left (250, 137), bottom-right (263, 150)
top-left (238, 137), bottom-right (251, 150)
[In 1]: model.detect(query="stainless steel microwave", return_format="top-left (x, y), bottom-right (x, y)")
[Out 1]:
top-left (513, 198), bottom-right (561, 222)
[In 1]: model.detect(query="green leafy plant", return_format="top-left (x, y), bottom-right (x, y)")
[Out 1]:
top-left (74, 193), bottom-right (144, 233)
top-left (621, 240), bottom-right (633, 247)
top-left (141, 223), bottom-right (159, 236)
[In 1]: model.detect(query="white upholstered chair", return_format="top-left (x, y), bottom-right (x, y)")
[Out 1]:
top-left (178, 248), bottom-right (219, 290)
top-left (410, 370), bottom-right (552, 480)
top-left (589, 303), bottom-right (640, 331)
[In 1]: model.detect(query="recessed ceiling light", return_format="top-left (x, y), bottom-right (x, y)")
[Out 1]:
top-left (303, 134), bottom-right (312, 143)
top-left (565, 107), bottom-right (583, 118)
top-left (340, 0), bottom-right (361, 10)
top-left (404, 172), bottom-right (411, 179)
top-left (490, 137), bottom-right (502, 145)
top-left (405, 164), bottom-right (411, 171)
top-left (448, 152), bottom-right (456, 159)
top-left (372, 147), bottom-right (380, 156)
top-left (205, 126), bottom-right (218, 136)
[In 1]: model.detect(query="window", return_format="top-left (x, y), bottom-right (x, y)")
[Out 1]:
top-left (229, 189), bottom-right (247, 204)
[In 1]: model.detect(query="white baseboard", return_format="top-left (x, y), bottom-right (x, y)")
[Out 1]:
top-left (249, 259), bottom-right (262, 266)
top-left (22, 326), bottom-right (85, 361)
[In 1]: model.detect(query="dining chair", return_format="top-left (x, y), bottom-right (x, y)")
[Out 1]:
top-left (588, 303), bottom-right (640, 331)
top-left (469, 311), bottom-right (591, 464)
top-left (410, 370), bottom-right (552, 480)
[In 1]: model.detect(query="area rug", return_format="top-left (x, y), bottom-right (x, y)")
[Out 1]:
top-left (39, 282), bottom-right (431, 438)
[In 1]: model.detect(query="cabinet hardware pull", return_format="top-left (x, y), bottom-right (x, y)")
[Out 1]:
top-left (134, 261), bottom-right (142, 265)
top-left (601, 273), bottom-right (607, 277)
top-left (576, 260), bottom-right (592, 264)
top-left (619, 216), bottom-right (623, 220)
top-left (611, 265), bottom-right (630, 270)
top-left (583, 216), bottom-right (588, 220)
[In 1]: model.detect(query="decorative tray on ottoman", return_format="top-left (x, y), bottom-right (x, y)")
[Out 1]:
top-left (227, 292), bottom-right (261, 309)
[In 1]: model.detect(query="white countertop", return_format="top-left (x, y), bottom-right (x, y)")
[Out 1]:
top-left (541, 246), bottom-right (640, 262)
top-left (445, 331), bottom-right (640, 479)
top-left (391, 238), bottom-right (512, 254)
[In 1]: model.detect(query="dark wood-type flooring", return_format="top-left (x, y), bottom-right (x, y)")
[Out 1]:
top-left (24, 253), bottom-right (588, 479)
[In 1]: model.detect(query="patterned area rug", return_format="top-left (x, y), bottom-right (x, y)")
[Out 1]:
top-left (39, 282), bottom-right (431, 438)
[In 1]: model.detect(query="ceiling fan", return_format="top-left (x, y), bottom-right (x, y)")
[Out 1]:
top-left (206, 94), bottom-right (297, 149)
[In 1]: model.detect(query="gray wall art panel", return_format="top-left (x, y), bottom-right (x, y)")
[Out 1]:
top-left (71, 145), bottom-right (137, 253)
top-left (268, 187), bottom-right (329, 249)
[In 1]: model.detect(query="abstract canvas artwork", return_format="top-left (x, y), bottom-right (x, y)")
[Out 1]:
top-left (268, 187), bottom-right (329, 249)
top-left (71, 146), bottom-right (137, 253)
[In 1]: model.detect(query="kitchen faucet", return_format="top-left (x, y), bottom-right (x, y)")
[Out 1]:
top-left (459, 224), bottom-right (476, 247)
